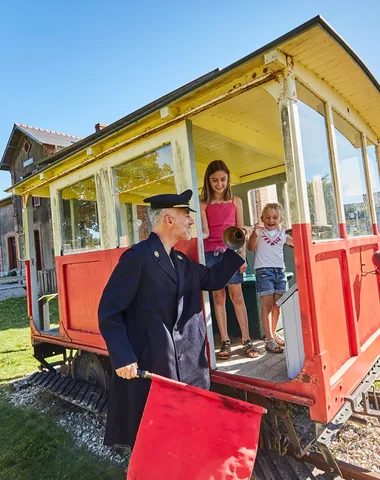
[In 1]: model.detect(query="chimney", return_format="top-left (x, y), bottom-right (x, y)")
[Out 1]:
top-left (95, 123), bottom-right (107, 132)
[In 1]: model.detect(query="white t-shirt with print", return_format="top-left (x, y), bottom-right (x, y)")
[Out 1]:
top-left (254, 229), bottom-right (286, 270)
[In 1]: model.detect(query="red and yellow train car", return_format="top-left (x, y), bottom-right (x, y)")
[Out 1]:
top-left (11, 16), bottom-right (380, 465)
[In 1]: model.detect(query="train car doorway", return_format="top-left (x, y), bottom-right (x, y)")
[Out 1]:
top-left (189, 81), bottom-right (305, 384)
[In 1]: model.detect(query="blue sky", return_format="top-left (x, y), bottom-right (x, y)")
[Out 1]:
top-left (0, 0), bottom-right (379, 199)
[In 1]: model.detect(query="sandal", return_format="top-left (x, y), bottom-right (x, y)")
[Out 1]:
top-left (265, 338), bottom-right (284, 354)
top-left (242, 339), bottom-right (261, 358)
top-left (274, 333), bottom-right (285, 347)
top-left (217, 340), bottom-right (232, 360)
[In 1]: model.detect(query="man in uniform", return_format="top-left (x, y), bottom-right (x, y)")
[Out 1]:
top-left (98, 189), bottom-right (244, 449)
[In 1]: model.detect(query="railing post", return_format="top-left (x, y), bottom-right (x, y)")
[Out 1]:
top-left (325, 103), bottom-right (346, 238)
top-left (23, 195), bottom-right (40, 329)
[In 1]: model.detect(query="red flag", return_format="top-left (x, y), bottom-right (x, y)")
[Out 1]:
top-left (127, 374), bottom-right (265, 480)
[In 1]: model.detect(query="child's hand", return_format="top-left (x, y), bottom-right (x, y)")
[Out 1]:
top-left (253, 224), bottom-right (263, 237)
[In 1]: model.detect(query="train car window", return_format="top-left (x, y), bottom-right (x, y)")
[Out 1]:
top-left (333, 110), bottom-right (372, 237)
top-left (296, 81), bottom-right (339, 240)
top-left (366, 139), bottom-right (380, 230)
top-left (60, 176), bottom-right (100, 254)
top-left (113, 144), bottom-right (175, 246)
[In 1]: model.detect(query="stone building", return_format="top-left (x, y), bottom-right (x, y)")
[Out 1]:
top-left (0, 124), bottom-right (81, 278)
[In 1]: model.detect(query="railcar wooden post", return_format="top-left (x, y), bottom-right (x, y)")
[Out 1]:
top-left (171, 120), bottom-right (217, 369)
top-left (324, 103), bottom-right (346, 239)
top-left (361, 133), bottom-right (377, 234)
top-left (95, 166), bottom-right (118, 250)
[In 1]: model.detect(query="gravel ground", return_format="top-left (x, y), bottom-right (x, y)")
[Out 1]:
top-left (1, 378), bottom-right (129, 469)
top-left (292, 403), bottom-right (380, 474)
top-left (330, 416), bottom-right (380, 473)
top-left (2, 376), bottom-right (380, 475)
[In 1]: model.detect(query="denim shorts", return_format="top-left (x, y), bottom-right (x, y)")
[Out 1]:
top-left (255, 267), bottom-right (286, 296)
top-left (205, 251), bottom-right (243, 285)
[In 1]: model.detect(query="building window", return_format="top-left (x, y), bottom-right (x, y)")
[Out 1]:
top-left (297, 82), bottom-right (339, 240)
top-left (33, 196), bottom-right (41, 207)
top-left (34, 230), bottom-right (42, 270)
top-left (113, 145), bottom-right (175, 247)
top-left (23, 157), bottom-right (34, 167)
top-left (248, 185), bottom-right (279, 224)
top-left (7, 236), bottom-right (17, 272)
top-left (333, 110), bottom-right (372, 237)
top-left (61, 177), bottom-right (100, 254)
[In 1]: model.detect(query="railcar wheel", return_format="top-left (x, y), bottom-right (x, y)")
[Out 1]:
top-left (73, 352), bottom-right (110, 391)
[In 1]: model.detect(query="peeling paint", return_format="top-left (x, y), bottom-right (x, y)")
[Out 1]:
top-left (286, 54), bottom-right (295, 69)
top-left (174, 141), bottom-right (189, 193)
top-left (299, 372), bottom-right (312, 383)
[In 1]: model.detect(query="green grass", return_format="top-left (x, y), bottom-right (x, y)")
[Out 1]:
top-left (0, 297), bottom-right (39, 385)
top-left (0, 296), bottom-right (62, 384)
top-left (49, 296), bottom-right (60, 326)
top-left (0, 393), bottom-right (125, 480)
top-left (0, 297), bottom-right (126, 479)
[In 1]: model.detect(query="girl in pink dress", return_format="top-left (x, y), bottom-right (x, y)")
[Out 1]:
top-left (200, 160), bottom-right (260, 360)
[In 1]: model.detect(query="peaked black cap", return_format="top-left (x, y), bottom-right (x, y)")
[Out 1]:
top-left (143, 189), bottom-right (196, 212)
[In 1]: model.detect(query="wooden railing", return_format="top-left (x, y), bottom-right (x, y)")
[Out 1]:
top-left (37, 268), bottom-right (57, 295)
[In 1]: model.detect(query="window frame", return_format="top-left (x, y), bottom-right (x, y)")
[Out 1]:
top-left (331, 108), bottom-right (375, 237)
top-left (295, 77), bottom-right (378, 240)
top-left (112, 143), bottom-right (175, 248)
top-left (296, 82), bottom-right (341, 241)
top-left (58, 175), bottom-right (101, 255)
top-left (49, 126), bottom-right (193, 258)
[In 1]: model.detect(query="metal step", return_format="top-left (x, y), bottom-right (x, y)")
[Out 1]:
top-left (27, 370), bottom-right (108, 415)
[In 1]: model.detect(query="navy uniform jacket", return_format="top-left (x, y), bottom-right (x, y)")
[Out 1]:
top-left (98, 232), bottom-right (244, 448)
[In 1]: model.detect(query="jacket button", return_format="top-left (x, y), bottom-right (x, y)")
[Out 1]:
top-left (174, 326), bottom-right (178, 332)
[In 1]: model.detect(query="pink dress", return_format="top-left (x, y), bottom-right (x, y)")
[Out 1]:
top-left (204, 200), bottom-right (237, 253)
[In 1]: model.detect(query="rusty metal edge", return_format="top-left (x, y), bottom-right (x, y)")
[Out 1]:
top-left (292, 451), bottom-right (380, 480)
top-left (210, 372), bottom-right (314, 407)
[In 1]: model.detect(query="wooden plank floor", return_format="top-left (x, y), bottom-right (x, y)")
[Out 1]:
top-left (214, 337), bottom-right (289, 383)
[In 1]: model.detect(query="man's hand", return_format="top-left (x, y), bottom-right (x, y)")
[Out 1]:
top-left (240, 226), bottom-right (253, 240)
top-left (116, 362), bottom-right (139, 380)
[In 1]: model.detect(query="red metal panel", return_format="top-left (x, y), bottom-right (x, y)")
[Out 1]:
top-left (348, 243), bottom-right (380, 346)
top-left (56, 248), bottom-right (127, 349)
top-left (306, 227), bottom-right (380, 421)
top-left (313, 250), bottom-right (351, 372)
top-left (54, 240), bottom-right (198, 350)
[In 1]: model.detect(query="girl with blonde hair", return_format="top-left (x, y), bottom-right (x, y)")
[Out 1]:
top-left (248, 202), bottom-right (293, 353)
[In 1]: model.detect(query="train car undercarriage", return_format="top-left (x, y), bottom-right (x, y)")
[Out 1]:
top-left (29, 343), bottom-right (380, 478)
